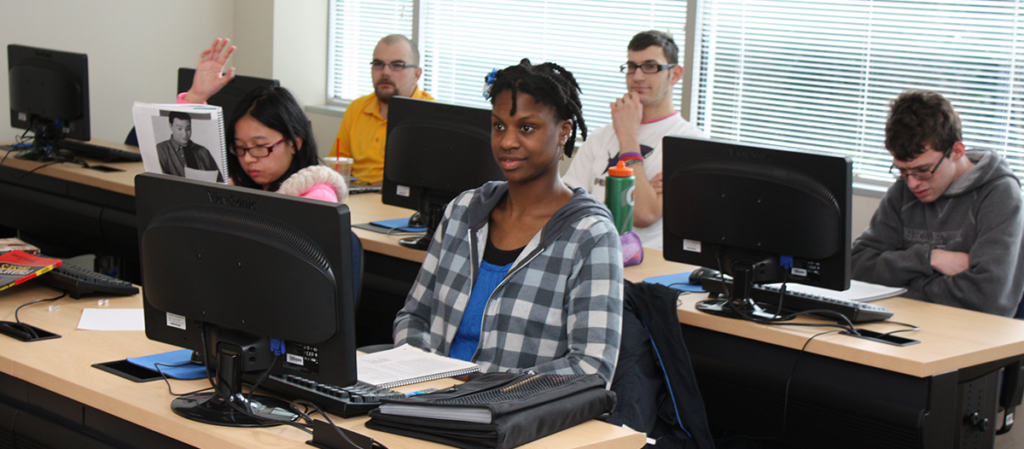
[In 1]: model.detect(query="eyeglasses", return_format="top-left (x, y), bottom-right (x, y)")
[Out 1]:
top-left (889, 146), bottom-right (953, 181)
top-left (370, 61), bottom-right (418, 71)
top-left (619, 62), bottom-right (678, 74)
top-left (232, 138), bottom-right (287, 158)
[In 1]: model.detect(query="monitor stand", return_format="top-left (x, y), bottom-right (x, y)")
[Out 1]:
top-left (171, 340), bottom-right (297, 427)
top-left (695, 263), bottom-right (790, 321)
top-left (14, 122), bottom-right (73, 162)
top-left (695, 298), bottom-right (782, 321)
top-left (398, 203), bottom-right (444, 251)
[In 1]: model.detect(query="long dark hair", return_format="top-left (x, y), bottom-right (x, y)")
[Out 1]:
top-left (226, 85), bottom-right (320, 191)
top-left (485, 59), bottom-right (587, 158)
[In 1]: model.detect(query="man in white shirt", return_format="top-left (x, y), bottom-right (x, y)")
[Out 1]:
top-left (563, 30), bottom-right (705, 250)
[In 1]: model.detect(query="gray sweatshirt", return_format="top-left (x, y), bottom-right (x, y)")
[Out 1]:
top-left (851, 150), bottom-right (1024, 316)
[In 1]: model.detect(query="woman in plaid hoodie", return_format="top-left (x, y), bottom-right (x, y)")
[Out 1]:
top-left (393, 59), bottom-right (624, 382)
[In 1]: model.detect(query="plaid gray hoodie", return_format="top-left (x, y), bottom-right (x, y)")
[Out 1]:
top-left (393, 181), bottom-right (624, 382)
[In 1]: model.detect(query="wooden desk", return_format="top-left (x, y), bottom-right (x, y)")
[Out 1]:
top-left (626, 252), bottom-right (1024, 449)
top-left (0, 141), bottom-right (142, 275)
top-left (0, 284), bottom-right (644, 449)
top-left (9, 146), bottom-right (1024, 447)
top-left (309, 193), bottom-right (1024, 447)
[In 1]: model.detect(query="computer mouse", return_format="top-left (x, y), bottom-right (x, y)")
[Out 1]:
top-left (409, 212), bottom-right (425, 228)
top-left (689, 267), bottom-right (721, 284)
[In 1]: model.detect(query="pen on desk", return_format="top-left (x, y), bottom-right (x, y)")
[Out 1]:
top-left (501, 373), bottom-right (542, 393)
top-left (404, 388), bottom-right (439, 397)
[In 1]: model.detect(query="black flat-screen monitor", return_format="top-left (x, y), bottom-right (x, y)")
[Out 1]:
top-left (176, 68), bottom-right (279, 118)
top-left (662, 136), bottom-right (852, 318)
top-left (7, 44), bottom-right (90, 160)
top-left (382, 96), bottom-right (504, 250)
top-left (136, 173), bottom-right (357, 427)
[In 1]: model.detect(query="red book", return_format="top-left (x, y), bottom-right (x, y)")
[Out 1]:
top-left (0, 251), bottom-right (62, 292)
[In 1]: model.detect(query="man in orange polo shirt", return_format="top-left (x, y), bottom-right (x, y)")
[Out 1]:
top-left (330, 34), bottom-right (435, 186)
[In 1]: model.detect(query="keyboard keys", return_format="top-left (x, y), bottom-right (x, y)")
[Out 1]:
top-left (264, 375), bottom-right (404, 417)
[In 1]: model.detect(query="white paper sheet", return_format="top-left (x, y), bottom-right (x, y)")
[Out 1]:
top-left (77, 308), bottom-right (145, 331)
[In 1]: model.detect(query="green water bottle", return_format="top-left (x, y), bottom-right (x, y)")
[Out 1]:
top-left (606, 160), bottom-right (635, 235)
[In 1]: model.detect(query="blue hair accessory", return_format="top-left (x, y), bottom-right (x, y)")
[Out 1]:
top-left (482, 68), bottom-right (499, 99)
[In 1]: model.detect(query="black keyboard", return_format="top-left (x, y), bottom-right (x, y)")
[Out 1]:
top-left (38, 262), bottom-right (139, 299)
top-left (56, 139), bottom-right (143, 162)
top-left (260, 374), bottom-right (405, 418)
top-left (349, 186), bottom-right (381, 194)
top-left (696, 273), bottom-right (893, 323)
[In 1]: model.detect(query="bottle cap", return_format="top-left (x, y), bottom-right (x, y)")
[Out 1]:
top-left (608, 160), bottom-right (633, 177)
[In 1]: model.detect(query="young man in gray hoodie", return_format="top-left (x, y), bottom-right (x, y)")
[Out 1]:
top-left (852, 90), bottom-right (1024, 317)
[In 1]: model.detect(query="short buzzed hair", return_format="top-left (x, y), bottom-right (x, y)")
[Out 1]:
top-left (628, 30), bottom-right (678, 65)
top-left (378, 34), bottom-right (420, 65)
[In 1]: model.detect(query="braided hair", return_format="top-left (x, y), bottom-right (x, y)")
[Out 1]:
top-left (484, 59), bottom-right (587, 157)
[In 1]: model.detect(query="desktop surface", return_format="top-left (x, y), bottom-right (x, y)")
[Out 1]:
top-left (4, 153), bottom-right (1023, 379)
top-left (631, 251), bottom-right (1024, 378)
top-left (0, 139), bottom-right (141, 196)
top-left (0, 283), bottom-right (644, 449)
top-left (8, 148), bottom-right (1024, 447)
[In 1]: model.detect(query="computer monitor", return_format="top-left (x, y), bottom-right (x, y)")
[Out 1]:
top-left (135, 173), bottom-right (357, 427)
top-left (176, 68), bottom-right (279, 118)
top-left (382, 96), bottom-right (505, 250)
top-left (7, 44), bottom-right (90, 160)
top-left (124, 69), bottom-right (279, 147)
top-left (662, 136), bottom-right (852, 318)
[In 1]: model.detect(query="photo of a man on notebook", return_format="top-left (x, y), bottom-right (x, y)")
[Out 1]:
top-left (155, 111), bottom-right (222, 182)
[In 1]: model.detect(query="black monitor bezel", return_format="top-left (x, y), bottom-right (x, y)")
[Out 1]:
top-left (7, 44), bottom-right (90, 142)
top-left (381, 96), bottom-right (504, 249)
top-left (135, 172), bottom-right (357, 390)
top-left (662, 135), bottom-right (852, 292)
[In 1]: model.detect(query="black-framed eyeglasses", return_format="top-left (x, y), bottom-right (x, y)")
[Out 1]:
top-left (370, 61), bottom-right (418, 71)
top-left (619, 62), bottom-right (678, 74)
top-left (889, 146), bottom-right (953, 181)
top-left (232, 138), bottom-right (287, 158)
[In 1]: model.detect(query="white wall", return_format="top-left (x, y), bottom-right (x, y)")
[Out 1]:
top-left (852, 193), bottom-right (881, 243)
top-left (0, 0), bottom-right (884, 238)
top-left (231, 0), bottom-right (275, 79)
top-left (0, 0), bottom-right (235, 143)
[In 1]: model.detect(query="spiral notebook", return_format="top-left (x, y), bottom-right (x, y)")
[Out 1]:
top-left (358, 344), bottom-right (479, 388)
top-left (132, 102), bottom-right (228, 183)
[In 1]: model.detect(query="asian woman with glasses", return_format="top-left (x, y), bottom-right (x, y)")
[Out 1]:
top-left (225, 85), bottom-right (348, 202)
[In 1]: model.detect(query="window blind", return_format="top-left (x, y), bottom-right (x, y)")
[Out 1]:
top-left (695, 0), bottom-right (1024, 183)
top-left (329, 0), bottom-right (687, 131)
top-left (328, 0), bottom-right (414, 103)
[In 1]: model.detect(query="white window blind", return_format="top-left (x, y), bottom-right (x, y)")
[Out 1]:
top-left (329, 0), bottom-right (687, 131)
top-left (328, 0), bottom-right (414, 103)
top-left (695, 0), bottom-right (1024, 183)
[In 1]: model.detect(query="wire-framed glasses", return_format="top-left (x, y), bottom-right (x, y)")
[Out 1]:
top-left (889, 146), bottom-right (953, 181)
top-left (231, 138), bottom-right (287, 158)
top-left (619, 62), bottom-right (677, 74)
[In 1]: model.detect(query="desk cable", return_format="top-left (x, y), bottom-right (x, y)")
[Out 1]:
top-left (191, 324), bottom-right (386, 448)
top-left (717, 328), bottom-right (844, 445)
top-left (0, 138), bottom-right (89, 179)
top-left (0, 291), bottom-right (66, 341)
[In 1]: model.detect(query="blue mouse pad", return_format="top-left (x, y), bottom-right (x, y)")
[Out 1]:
top-left (368, 218), bottom-right (427, 233)
top-left (126, 349), bottom-right (207, 380)
top-left (643, 272), bottom-right (706, 292)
